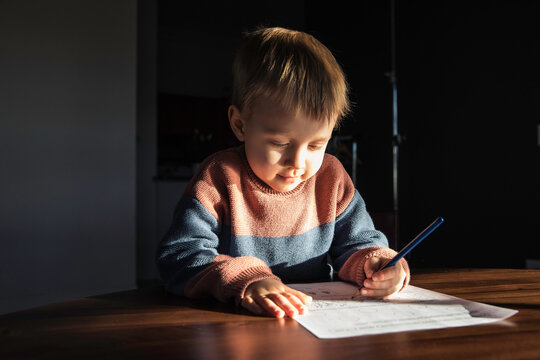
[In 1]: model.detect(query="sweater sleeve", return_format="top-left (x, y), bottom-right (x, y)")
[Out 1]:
top-left (329, 190), bottom-right (390, 270)
top-left (329, 190), bottom-right (410, 291)
top-left (184, 254), bottom-right (280, 303)
top-left (338, 247), bottom-right (410, 291)
top-left (155, 194), bottom-right (279, 303)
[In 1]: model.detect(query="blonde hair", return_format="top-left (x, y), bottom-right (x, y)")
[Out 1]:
top-left (231, 27), bottom-right (350, 127)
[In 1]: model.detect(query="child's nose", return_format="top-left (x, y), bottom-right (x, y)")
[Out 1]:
top-left (286, 147), bottom-right (306, 170)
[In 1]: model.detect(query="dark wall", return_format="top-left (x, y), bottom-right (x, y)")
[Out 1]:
top-left (0, 0), bottom-right (137, 315)
top-left (397, 1), bottom-right (540, 268)
top-left (305, 1), bottom-right (395, 214)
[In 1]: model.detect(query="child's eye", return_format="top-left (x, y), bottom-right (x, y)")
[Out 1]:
top-left (270, 142), bottom-right (288, 148)
top-left (309, 144), bottom-right (324, 150)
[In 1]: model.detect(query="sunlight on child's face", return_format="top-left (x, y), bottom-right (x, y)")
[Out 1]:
top-left (243, 99), bottom-right (335, 193)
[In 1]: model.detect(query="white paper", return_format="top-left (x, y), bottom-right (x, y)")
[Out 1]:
top-left (288, 281), bottom-right (518, 339)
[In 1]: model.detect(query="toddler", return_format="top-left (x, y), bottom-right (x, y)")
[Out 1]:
top-left (156, 27), bottom-right (409, 318)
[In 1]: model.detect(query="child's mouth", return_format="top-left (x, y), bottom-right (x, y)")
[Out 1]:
top-left (279, 175), bottom-right (300, 183)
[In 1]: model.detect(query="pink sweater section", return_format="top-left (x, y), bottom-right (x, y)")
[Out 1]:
top-left (184, 147), bottom-right (354, 237)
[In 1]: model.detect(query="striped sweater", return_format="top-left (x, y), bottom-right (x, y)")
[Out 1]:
top-left (156, 146), bottom-right (409, 303)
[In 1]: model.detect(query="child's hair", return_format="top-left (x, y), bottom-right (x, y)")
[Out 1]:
top-left (231, 26), bottom-right (350, 128)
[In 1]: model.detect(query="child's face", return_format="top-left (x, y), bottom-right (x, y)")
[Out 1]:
top-left (229, 98), bottom-right (334, 193)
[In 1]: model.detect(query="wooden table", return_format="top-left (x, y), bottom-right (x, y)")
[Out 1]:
top-left (1, 269), bottom-right (540, 359)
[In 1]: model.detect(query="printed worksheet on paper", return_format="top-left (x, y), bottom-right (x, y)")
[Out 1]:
top-left (288, 281), bottom-right (517, 339)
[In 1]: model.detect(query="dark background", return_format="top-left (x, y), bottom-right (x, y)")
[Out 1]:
top-left (157, 0), bottom-right (540, 269)
top-left (1, 0), bottom-right (538, 315)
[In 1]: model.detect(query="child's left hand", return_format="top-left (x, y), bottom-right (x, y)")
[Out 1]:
top-left (360, 257), bottom-right (407, 299)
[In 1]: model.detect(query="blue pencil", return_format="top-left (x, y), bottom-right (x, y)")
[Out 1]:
top-left (352, 216), bottom-right (444, 297)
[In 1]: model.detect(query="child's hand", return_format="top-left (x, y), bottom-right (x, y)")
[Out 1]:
top-left (360, 257), bottom-right (407, 299)
top-left (241, 278), bottom-right (312, 318)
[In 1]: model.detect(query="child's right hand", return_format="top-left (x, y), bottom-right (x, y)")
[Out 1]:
top-left (241, 278), bottom-right (312, 318)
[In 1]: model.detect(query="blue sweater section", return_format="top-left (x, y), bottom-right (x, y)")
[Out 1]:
top-left (156, 190), bottom-right (388, 296)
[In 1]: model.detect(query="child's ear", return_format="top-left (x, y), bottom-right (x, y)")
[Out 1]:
top-left (228, 105), bottom-right (246, 142)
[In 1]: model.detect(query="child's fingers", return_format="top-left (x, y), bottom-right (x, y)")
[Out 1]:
top-left (281, 292), bottom-right (308, 315)
top-left (242, 279), bottom-right (312, 318)
top-left (265, 293), bottom-right (301, 318)
top-left (251, 292), bottom-right (307, 318)
top-left (361, 274), bottom-right (403, 298)
top-left (363, 277), bottom-right (395, 290)
top-left (362, 265), bottom-right (406, 299)
top-left (360, 282), bottom-right (402, 299)
top-left (241, 294), bottom-right (286, 318)
top-left (372, 264), bottom-right (402, 281)
top-left (362, 280), bottom-right (403, 298)
top-left (284, 287), bottom-right (313, 305)
top-left (255, 296), bottom-right (287, 318)
top-left (240, 296), bottom-right (265, 315)
top-left (364, 257), bottom-right (384, 279)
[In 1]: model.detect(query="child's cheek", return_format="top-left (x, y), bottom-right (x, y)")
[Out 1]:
top-left (309, 153), bottom-right (325, 174)
top-left (266, 150), bottom-right (283, 166)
